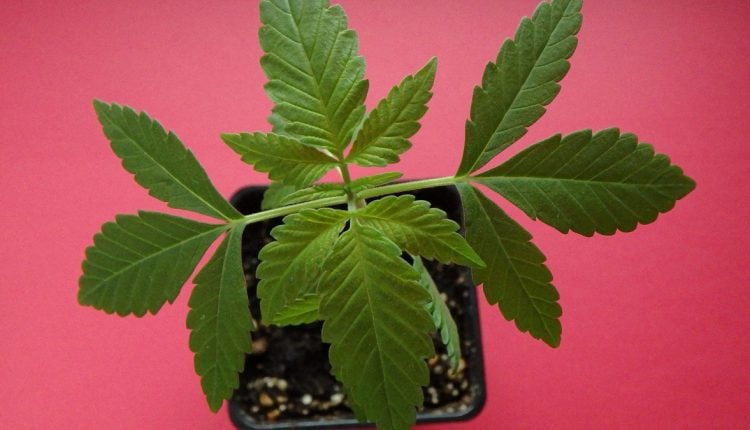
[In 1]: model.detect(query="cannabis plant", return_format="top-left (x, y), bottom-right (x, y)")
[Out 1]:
top-left (78, 0), bottom-right (694, 429)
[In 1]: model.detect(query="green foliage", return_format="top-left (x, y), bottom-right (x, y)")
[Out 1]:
top-left (349, 172), bottom-right (405, 191)
top-left (256, 208), bottom-right (348, 325)
top-left (221, 132), bottom-right (338, 187)
top-left (259, 0), bottom-right (368, 152)
top-left (79, 212), bottom-right (225, 316)
top-left (457, 0), bottom-right (582, 175)
top-left (278, 183), bottom-right (346, 206)
top-left (80, 0), bottom-right (696, 426)
top-left (458, 184), bottom-right (561, 346)
top-left (319, 222), bottom-right (435, 430)
top-left (475, 129), bottom-right (696, 236)
top-left (356, 195), bottom-right (484, 268)
top-left (187, 226), bottom-right (253, 411)
top-left (260, 181), bottom-right (298, 210)
top-left (348, 58), bottom-right (438, 167)
top-left (280, 172), bottom-right (404, 206)
top-left (93, 101), bottom-right (242, 221)
top-left (413, 257), bottom-right (461, 370)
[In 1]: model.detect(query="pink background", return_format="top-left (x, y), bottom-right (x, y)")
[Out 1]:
top-left (2, 1), bottom-right (748, 428)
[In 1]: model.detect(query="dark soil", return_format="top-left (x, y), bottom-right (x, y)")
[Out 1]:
top-left (230, 186), bottom-right (485, 429)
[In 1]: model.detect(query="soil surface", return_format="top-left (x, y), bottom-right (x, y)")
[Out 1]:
top-left (230, 186), bottom-right (484, 427)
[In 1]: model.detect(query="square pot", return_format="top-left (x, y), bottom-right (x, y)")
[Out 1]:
top-left (228, 185), bottom-right (486, 429)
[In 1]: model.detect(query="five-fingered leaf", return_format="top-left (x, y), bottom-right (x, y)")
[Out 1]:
top-left (457, 0), bottom-right (582, 175)
top-left (413, 257), bottom-right (461, 371)
top-left (347, 58), bottom-right (437, 167)
top-left (458, 184), bottom-right (561, 347)
top-left (221, 132), bottom-right (338, 188)
top-left (259, 0), bottom-right (368, 152)
top-left (356, 195), bottom-right (484, 268)
top-left (475, 129), bottom-right (697, 236)
top-left (93, 101), bottom-right (241, 220)
top-left (257, 208), bottom-right (349, 325)
top-left (79, 212), bottom-right (226, 316)
top-left (319, 222), bottom-right (435, 430)
top-left (187, 226), bottom-right (253, 412)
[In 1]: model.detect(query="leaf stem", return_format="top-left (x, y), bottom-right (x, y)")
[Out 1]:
top-left (234, 175), bottom-right (462, 227)
top-left (337, 162), bottom-right (359, 212)
top-left (236, 195), bottom-right (348, 227)
top-left (356, 176), bottom-right (462, 200)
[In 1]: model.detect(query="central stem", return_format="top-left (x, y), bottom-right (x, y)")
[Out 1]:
top-left (335, 152), bottom-right (368, 212)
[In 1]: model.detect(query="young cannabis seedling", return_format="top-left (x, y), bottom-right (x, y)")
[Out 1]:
top-left (78, 0), bottom-right (695, 429)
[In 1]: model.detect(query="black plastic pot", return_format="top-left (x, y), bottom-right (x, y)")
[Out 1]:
top-left (228, 185), bottom-right (486, 430)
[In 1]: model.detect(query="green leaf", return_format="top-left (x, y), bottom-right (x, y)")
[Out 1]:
top-left (278, 173), bottom-right (403, 206)
top-left (356, 195), bottom-right (485, 268)
top-left (319, 222), bottom-right (435, 430)
top-left (475, 129), bottom-right (697, 236)
top-left (221, 132), bottom-right (338, 188)
top-left (259, 0), bottom-right (368, 152)
top-left (187, 226), bottom-right (253, 412)
top-left (78, 212), bottom-right (225, 317)
top-left (457, 184), bottom-right (561, 347)
top-left (349, 172), bottom-right (404, 192)
top-left (457, 0), bottom-right (582, 175)
top-left (93, 100), bottom-right (242, 220)
top-left (279, 183), bottom-right (346, 206)
top-left (347, 58), bottom-right (437, 167)
top-left (261, 182), bottom-right (298, 210)
top-left (413, 257), bottom-right (461, 371)
top-left (256, 208), bottom-right (349, 325)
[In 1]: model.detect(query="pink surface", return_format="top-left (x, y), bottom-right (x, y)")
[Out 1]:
top-left (2, 1), bottom-right (748, 428)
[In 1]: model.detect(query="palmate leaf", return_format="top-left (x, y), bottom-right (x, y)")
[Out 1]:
top-left (319, 222), bottom-right (435, 430)
top-left (259, 0), bottom-right (368, 152)
top-left (457, 0), bottom-right (582, 175)
top-left (347, 58), bottom-right (437, 167)
top-left (356, 195), bottom-right (484, 268)
top-left (257, 208), bottom-right (348, 325)
top-left (221, 132), bottom-right (338, 188)
top-left (475, 129), bottom-right (697, 236)
top-left (79, 212), bottom-right (226, 316)
top-left (187, 226), bottom-right (253, 412)
top-left (413, 257), bottom-right (461, 371)
top-left (457, 184), bottom-right (561, 347)
top-left (93, 101), bottom-right (241, 221)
